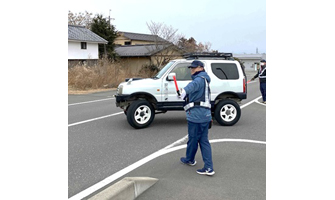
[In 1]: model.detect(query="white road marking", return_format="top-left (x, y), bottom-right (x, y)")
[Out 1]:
top-left (68, 98), bottom-right (114, 106)
top-left (68, 112), bottom-right (123, 127)
top-left (162, 135), bottom-right (189, 150)
top-left (69, 139), bottom-right (265, 200)
top-left (210, 138), bottom-right (266, 145)
top-left (241, 96), bottom-right (262, 109)
top-left (254, 98), bottom-right (266, 106)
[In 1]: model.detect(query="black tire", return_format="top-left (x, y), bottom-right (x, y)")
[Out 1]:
top-left (126, 100), bottom-right (155, 129)
top-left (214, 99), bottom-right (241, 126)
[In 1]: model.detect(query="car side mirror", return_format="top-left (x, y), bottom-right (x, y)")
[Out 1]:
top-left (167, 72), bottom-right (176, 81)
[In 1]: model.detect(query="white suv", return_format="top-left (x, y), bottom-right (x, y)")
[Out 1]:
top-left (115, 53), bottom-right (247, 129)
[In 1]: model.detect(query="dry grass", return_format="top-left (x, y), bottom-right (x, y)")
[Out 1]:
top-left (68, 59), bottom-right (158, 94)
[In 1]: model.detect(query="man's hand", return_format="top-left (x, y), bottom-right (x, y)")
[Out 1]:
top-left (250, 78), bottom-right (255, 81)
top-left (177, 89), bottom-right (181, 99)
top-left (180, 88), bottom-right (186, 99)
top-left (177, 88), bottom-right (187, 99)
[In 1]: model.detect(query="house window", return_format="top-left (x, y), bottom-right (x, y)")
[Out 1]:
top-left (124, 41), bottom-right (131, 45)
top-left (81, 42), bottom-right (87, 49)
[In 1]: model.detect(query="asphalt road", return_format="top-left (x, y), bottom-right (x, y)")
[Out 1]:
top-left (68, 73), bottom-right (265, 199)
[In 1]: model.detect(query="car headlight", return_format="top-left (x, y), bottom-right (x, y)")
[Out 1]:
top-left (117, 85), bottom-right (123, 94)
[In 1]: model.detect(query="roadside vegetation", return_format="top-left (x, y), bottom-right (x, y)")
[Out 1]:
top-left (68, 11), bottom-right (216, 94)
top-left (68, 58), bottom-right (159, 93)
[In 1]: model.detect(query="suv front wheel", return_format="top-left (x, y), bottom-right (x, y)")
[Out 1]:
top-left (127, 100), bottom-right (155, 129)
top-left (214, 99), bottom-right (241, 126)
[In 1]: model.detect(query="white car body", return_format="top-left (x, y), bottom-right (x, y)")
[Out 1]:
top-left (115, 55), bottom-right (247, 129)
top-left (117, 59), bottom-right (245, 103)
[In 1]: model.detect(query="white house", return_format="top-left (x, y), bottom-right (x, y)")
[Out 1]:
top-left (68, 25), bottom-right (108, 67)
top-left (234, 53), bottom-right (266, 71)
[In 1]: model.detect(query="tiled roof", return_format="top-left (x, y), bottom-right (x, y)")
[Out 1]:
top-left (68, 25), bottom-right (108, 44)
top-left (119, 31), bottom-right (166, 43)
top-left (115, 44), bottom-right (172, 57)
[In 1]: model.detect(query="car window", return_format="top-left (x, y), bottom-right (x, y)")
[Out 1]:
top-left (154, 61), bottom-right (175, 79)
top-left (171, 63), bottom-right (192, 81)
top-left (211, 63), bottom-right (239, 80)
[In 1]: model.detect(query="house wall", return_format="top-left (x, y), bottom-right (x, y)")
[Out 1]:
top-left (68, 41), bottom-right (99, 60)
top-left (119, 48), bottom-right (183, 74)
top-left (114, 38), bottom-right (154, 46)
top-left (114, 35), bottom-right (129, 45)
top-left (150, 48), bottom-right (183, 66)
top-left (114, 35), bottom-right (157, 46)
top-left (120, 57), bottom-right (151, 74)
top-left (131, 40), bottom-right (154, 45)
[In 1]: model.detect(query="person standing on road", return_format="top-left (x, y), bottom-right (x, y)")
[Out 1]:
top-left (251, 59), bottom-right (266, 104)
top-left (178, 60), bottom-right (215, 176)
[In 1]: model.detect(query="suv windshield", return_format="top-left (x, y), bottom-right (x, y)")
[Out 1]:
top-left (153, 61), bottom-right (175, 79)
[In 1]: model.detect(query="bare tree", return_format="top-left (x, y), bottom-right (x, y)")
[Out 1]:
top-left (146, 21), bottom-right (183, 68)
top-left (145, 21), bottom-right (216, 69)
top-left (68, 11), bottom-right (93, 29)
top-left (198, 41), bottom-right (213, 52)
top-left (146, 21), bottom-right (179, 43)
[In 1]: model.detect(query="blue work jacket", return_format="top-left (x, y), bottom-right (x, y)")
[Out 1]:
top-left (183, 71), bottom-right (212, 123)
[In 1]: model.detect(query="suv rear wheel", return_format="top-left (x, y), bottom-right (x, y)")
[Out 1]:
top-left (214, 99), bottom-right (241, 126)
top-left (127, 100), bottom-right (155, 129)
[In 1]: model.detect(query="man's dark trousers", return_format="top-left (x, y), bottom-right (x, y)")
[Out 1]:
top-left (186, 121), bottom-right (213, 169)
top-left (260, 82), bottom-right (266, 102)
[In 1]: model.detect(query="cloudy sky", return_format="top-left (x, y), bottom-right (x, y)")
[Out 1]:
top-left (68, 0), bottom-right (266, 54)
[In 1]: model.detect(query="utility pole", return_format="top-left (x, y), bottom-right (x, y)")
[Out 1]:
top-left (109, 9), bottom-right (111, 28)
top-left (108, 9), bottom-right (115, 29)
top-left (108, 9), bottom-right (116, 80)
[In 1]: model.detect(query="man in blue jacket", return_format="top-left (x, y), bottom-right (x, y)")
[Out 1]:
top-left (179, 60), bottom-right (215, 176)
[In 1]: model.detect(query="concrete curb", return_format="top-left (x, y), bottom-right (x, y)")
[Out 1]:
top-left (87, 177), bottom-right (158, 200)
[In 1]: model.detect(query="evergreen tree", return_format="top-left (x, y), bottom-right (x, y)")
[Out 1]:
top-left (90, 14), bottom-right (118, 60)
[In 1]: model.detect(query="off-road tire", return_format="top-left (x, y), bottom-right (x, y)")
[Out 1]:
top-left (214, 99), bottom-right (241, 126)
top-left (126, 100), bottom-right (155, 129)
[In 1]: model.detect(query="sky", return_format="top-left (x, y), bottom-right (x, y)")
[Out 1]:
top-left (68, 0), bottom-right (266, 54)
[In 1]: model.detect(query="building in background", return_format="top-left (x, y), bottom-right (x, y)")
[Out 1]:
top-left (114, 32), bottom-right (183, 73)
top-left (68, 25), bottom-right (108, 67)
top-left (234, 53), bottom-right (266, 71)
top-left (115, 31), bottom-right (167, 46)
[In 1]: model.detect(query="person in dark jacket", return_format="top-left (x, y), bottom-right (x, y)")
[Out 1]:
top-left (251, 59), bottom-right (266, 104)
top-left (178, 60), bottom-right (215, 176)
